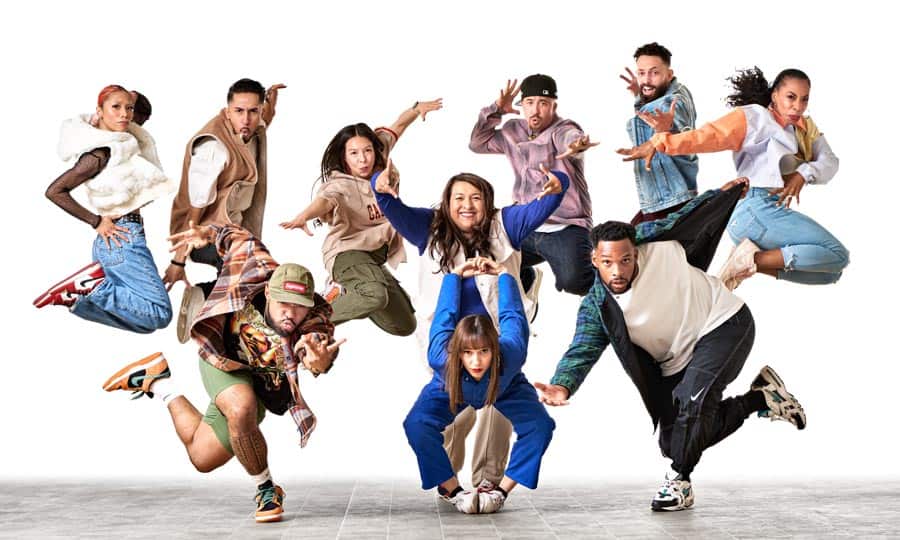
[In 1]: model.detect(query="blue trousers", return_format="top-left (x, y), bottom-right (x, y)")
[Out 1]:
top-left (727, 188), bottom-right (849, 285)
top-left (403, 374), bottom-right (555, 490)
top-left (71, 220), bottom-right (172, 333)
top-left (520, 225), bottom-right (594, 296)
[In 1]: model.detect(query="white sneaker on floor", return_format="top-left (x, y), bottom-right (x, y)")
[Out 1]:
top-left (176, 285), bottom-right (205, 344)
top-left (441, 489), bottom-right (479, 514)
top-left (651, 471), bottom-right (694, 512)
top-left (477, 489), bottom-right (506, 514)
top-left (717, 238), bottom-right (761, 291)
top-left (751, 365), bottom-right (807, 430)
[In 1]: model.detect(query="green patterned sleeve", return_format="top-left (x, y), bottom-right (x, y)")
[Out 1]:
top-left (549, 289), bottom-right (611, 397)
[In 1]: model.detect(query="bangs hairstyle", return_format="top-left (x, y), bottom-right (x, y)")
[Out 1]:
top-left (444, 315), bottom-right (501, 414)
top-left (428, 173), bottom-right (499, 273)
top-left (320, 123), bottom-right (386, 181)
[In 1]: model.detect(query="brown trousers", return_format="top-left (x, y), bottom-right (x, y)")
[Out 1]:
top-left (442, 405), bottom-right (512, 486)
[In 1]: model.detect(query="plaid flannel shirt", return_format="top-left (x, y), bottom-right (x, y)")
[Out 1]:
top-left (190, 225), bottom-right (335, 448)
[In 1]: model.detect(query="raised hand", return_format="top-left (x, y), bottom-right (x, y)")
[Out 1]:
top-left (280, 214), bottom-right (314, 236)
top-left (619, 67), bottom-right (639, 96)
top-left (95, 215), bottom-right (131, 249)
top-left (168, 220), bottom-right (216, 254)
top-left (556, 134), bottom-right (600, 159)
top-left (537, 164), bottom-right (562, 200)
top-left (298, 333), bottom-right (346, 375)
top-left (374, 158), bottom-right (399, 198)
top-left (495, 79), bottom-right (520, 115)
top-left (638, 98), bottom-right (677, 133)
top-left (770, 172), bottom-right (806, 208)
top-left (265, 83), bottom-right (287, 106)
top-left (533, 382), bottom-right (570, 406)
top-left (616, 140), bottom-right (657, 171)
top-left (414, 98), bottom-right (443, 121)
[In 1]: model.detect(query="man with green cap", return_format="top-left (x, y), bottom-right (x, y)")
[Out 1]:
top-left (102, 222), bottom-right (343, 524)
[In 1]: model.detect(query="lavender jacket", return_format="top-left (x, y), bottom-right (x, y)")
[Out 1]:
top-left (469, 102), bottom-right (592, 230)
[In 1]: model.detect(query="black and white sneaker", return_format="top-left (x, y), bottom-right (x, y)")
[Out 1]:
top-left (439, 488), bottom-right (478, 514)
top-left (651, 471), bottom-right (694, 512)
top-left (751, 365), bottom-right (806, 430)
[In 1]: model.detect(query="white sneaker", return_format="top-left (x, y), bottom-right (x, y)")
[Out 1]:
top-left (477, 489), bottom-right (506, 514)
top-left (751, 365), bottom-right (807, 430)
top-left (717, 238), bottom-right (761, 291)
top-left (176, 285), bottom-right (205, 344)
top-left (441, 489), bottom-right (479, 514)
top-left (524, 267), bottom-right (543, 323)
top-left (651, 471), bottom-right (694, 512)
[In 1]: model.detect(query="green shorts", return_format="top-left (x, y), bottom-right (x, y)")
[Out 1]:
top-left (199, 359), bottom-right (266, 454)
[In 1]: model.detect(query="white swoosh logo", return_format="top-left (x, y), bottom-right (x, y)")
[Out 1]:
top-left (691, 388), bottom-right (705, 401)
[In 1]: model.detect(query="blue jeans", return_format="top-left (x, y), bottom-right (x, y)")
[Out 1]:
top-left (520, 226), bottom-right (593, 296)
top-left (727, 188), bottom-right (849, 285)
top-left (404, 374), bottom-right (555, 490)
top-left (71, 220), bottom-right (172, 333)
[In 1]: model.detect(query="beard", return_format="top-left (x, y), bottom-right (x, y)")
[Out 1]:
top-left (639, 84), bottom-right (668, 104)
top-left (265, 310), bottom-right (296, 338)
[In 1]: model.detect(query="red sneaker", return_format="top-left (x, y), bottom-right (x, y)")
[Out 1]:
top-left (33, 262), bottom-right (105, 308)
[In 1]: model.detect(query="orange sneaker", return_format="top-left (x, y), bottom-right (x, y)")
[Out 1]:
top-left (255, 483), bottom-right (285, 523)
top-left (102, 352), bottom-right (170, 399)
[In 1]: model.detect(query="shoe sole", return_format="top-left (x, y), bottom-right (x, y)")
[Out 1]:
top-left (102, 352), bottom-right (166, 392)
top-left (33, 263), bottom-right (102, 308)
top-left (255, 513), bottom-right (283, 523)
top-left (176, 287), bottom-right (205, 344)
top-left (526, 268), bottom-right (543, 323)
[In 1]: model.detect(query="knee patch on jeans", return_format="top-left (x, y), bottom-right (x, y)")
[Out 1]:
top-left (230, 429), bottom-right (268, 475)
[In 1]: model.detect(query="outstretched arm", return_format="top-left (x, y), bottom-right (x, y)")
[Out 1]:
top-left (501, 167), bottom-right (570, 249)
top-left (279, 196), bottom-right (336, 236)
top-left (371, 169), bottom-right (434, 253)
top-left (261, 84), bottom-right (287, 126)
top-left (617, 108), bottom-right (747, 170)
top-left (546, 291), bottom-right (611, 398)
top-left (469, 80), bottom-right (519, 154)
top-left (387, 98), bottom-right (443, 140)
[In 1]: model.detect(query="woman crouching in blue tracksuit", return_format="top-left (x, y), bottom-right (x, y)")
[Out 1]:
top-left (403, 257), bottom-right (555, 515)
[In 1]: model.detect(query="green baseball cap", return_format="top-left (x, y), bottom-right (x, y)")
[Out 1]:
top-left (267, 263), bottom-right (315, 307)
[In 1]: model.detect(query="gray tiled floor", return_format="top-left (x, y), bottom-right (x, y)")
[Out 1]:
top-left (1, 479), bottom-right (898, 538)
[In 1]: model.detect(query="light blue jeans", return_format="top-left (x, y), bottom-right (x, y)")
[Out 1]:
top-left (71, 220), bottom-right (172, 333)
top-left (726, 188), bottom-right (849, 285)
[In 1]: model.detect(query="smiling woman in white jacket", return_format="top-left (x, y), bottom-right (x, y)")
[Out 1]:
top-left (34, 85), bottom-right (175, 333)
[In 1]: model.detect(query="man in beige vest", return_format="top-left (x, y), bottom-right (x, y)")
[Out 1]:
top-left (164, 78), bottom-right (286, 342)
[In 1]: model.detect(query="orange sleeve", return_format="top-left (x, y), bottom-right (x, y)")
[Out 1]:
top-left (651, 109), bottom-right (747, 155)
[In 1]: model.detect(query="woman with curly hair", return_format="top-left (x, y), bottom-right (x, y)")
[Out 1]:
top-left (619, 67), bottom-right (848, 289)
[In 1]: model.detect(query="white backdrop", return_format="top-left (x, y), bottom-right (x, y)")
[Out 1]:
top-left (1, 1), bottom-right (894, 484)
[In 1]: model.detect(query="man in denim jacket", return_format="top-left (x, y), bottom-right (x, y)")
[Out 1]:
top-left (620, 43), bottom-right (698, 224)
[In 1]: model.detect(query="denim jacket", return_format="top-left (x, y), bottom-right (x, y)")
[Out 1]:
top-left (626, 79), bottom-right (698, 213)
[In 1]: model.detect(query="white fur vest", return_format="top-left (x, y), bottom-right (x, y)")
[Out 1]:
top-left (57, 115), bottom-right (175, 216)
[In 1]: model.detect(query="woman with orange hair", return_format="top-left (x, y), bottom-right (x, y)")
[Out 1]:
top-left (34, 85), bottom-right (175, 333)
